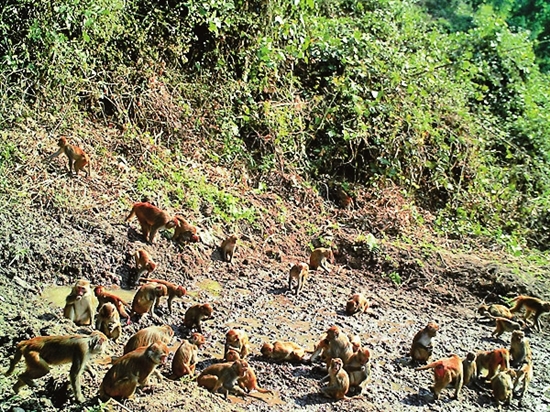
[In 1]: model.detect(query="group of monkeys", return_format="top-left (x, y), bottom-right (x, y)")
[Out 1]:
top-left (4, 137), bottom-right (548, 407)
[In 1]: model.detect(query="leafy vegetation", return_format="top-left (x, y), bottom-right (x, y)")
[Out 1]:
top-left (1, 0), bottom-right (549, 251)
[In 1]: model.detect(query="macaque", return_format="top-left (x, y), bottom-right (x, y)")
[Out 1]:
top-left (334, 186), bottom-right (353, 209)
top-left (491, 317), bottom-right (523, 338)
top-left (476, 348), bottom-right (510, 382)
top-left (309, 334), bottom-right (329, 364)
top-left (509, 330), bottom-right (532, 368)
top-left (416, 354), bottom-right (463, 400)
top-left (224, 329), bottom-right (250, 359)
top-left (477, 303), bottom-right (513, 320)
top-left (288, 263), bottom-right (309, 296)
top-left (135, 249), bottom-right (156, 282)
top-left (462, 352), bottom-right (477, 386)
top-left (513, 360), bottom-right (533, 404)
top-left (99, 341), bottom-right (169, 401)
top-left (64, 279), bottom-right (94, 326)
top-left (46, 136), bottom-right (90, 176)
top-left (309, 247), bottom-right (335, 271)
top-left (345, 293), bottom-right (369, 316)
top-left (5, 331), bottom-right (107, 403)
top-left (349, 335), bottom-right (361, 353)
top-left (131, 282), bottom-right (168, 319)
top-left (197, 359), bottom-right (249, 398)
top-left (260, 341), bottom-right (306, 363)
top-left (125, 202), bottom-right (177, 243)
top-left (171, 333), bottom-right (205, 378)
top-left (172, 216), bottom-right (199, 243)
top-left (95, 303), bottom-right (122, 341)
top-left (409, 322), bottom-right (439, 363)
top-left (321, 358), bottom-right (350, 400)
top-left (220, 235), bottom-right (238, 263)
top-left (344, 347), bottom-right (371, 395)
top-left (491, 369), bottom-right (516, 407)
top-left (324, 326), bottom-right (353, 365)
top-left (139, 277), bottom-right (186, 314)
top-left (510, 295), bottom-right (550, 331)
top-left (94, 285), bottom-right (131, 321)
top-left (123, 325), bottom-right (174, 355)
top-left (224, 352), bottom-right (273, 395)
top-left (183, 303), bottom-right (213, 333)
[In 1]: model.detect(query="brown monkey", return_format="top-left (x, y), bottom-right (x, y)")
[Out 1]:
top-left (99, 341), bottom-right (169, 401)
top-left (491, 316), bottom-right (523, 338)
top-left (197, 359), bottom-right (249, 398)
top-left (5, 331), bottom-right (107, 403)
top-left (477, 303), bottom-right (513, 320)
top-left (510, 295), bottom-right (550, 331)
top-left (322, 326), bottom-right (353, 366)
top-left (94, 285), bottom-right (131, 321)
top-left (321, 358), bottom-right (350, 400)
top-left (491, 369), bottom-right (516, 407)
top-left (476, 348), bottom-right (510, 382)
top-left (260, 341), bottom-right (306, 363)
top-left (172, 216), bottom-right (199, 243)
top-left (309, 247), bottom-right (334, 271)
top-left (95, 303), bottom-right (122, 341)
top-left (513, 360), bottom-right (533, 405)
top-left (183, 303), bottom-right (213, 333)
top-left (139, 277), bottom-right (186, 314)
top-left (46, 136), bottom-right (91, 176)
top-left (309, 333), bottom-right (329, 364)
top-left (509, 330), bottom-right (532, 367)
top-left (345, 293), bottom-right (369, 316)
top-left (409, 322), bottom-right (439, 363)
top-left (462, 352), bottom-right (477, 386)
top-left (416, 354), bottom-right (463, 400)
top-left (224, 329), bottom-right (250, 359)
top-left (135, 249), bottom-right (156, 281)
top-left (64, 279), bottom-right (94, 326)
top-left (288, 262), bottom-right (309, 296)
top-left (125, 202), bottom-right (177, 243)
top-left (131, 282), bottom-right (168, 319)
top-left (224, 352), bottom-right (273, 395)
top-left (344, 347), bottom-right (371, 395)
top-left (123, 325), bottom-right (174, 354)
top-left (220, 235), bottom-right (238, 263)
top-left (349, 335), bottom-right (361, 353)
top-left (171, 333), bottom-right (206, 378)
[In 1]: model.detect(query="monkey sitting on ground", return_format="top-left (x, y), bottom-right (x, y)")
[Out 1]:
top-left (64, 279), bottom-right (94, 326)
top-left (220, 235), bottom-right (238, 263)
top-left (345, 293), bottom-right (369, 316)
top-left (172, 216), bottom-right (200, 243)
top-left (309, 247), bottom-right (334, 272)
top-left (95, 303), bottom-right (122, 341)
top-left (225, 350), bottom-right (273, 395)
top-left (99, 341), bottom-right (169, 401)
top-left (320, 358), bottom-right (350, 400)
top-left (261, 341), bottom-right (306, 363)
top-left (476, 348), bottom-right (510, 382)
top-left (416, 354), bottom-right (463, 400)
top-left (477, 303), bottom-right (513, 320)
top-left (491, 369), bottom-right (516, 407)
top-left (45, 136), bottom-right (91, 176)
top-left (197, 359), bottom-right (249, 398)
top-left (409, 322), bottom-right (439, 363)
top-left (171, 333), bottom-right (206, 378)
top-left (125, 202), bottom-right (177, 243)
top-left (509, 330), bottom-right (532, 367)
top-left (131, 282), bottom-right (168, 320)
top-left (139, 277), bottom-right (186, 314)
top-left (509, 295), bottom-right (550, 331)
top-left (344, 347), bottom-right (371, 395)
top-left (123, 325), bottom-right (174, 354)
top-left (183, 303), bottom-right (213, 334)
top-left (288, 263), bottom-right (309, 296)
top-left (462, 352), bottom-right (477, 386)
top-left (94, 285), bottom-right (130, 322)
top-left (224, 329), bottom-right (250, 359)
top-left (5, 331), bottom-right (107, 403)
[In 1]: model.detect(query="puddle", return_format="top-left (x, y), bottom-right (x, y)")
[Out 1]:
top-left (196, 279), bottom-right (223, 297)
top-left (41, 285), bottom-right (135, 308)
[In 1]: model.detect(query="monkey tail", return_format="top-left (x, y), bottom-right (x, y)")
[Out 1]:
top-left (5, 347), bottom-right (22, 376)
top-left (87, 159), bottom-right (92, 177)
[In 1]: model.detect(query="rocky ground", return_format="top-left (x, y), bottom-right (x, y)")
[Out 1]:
top-left (0, 130), bottom-right (549, 412)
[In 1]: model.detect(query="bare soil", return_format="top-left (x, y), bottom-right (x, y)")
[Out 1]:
top-left (0, 130), bottom-right (549, 412)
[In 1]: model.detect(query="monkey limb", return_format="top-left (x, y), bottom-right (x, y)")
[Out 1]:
top-left (123, 325), bottom-right (174, 354)
top-left (321, 358), bottom-right (350, 400)
top-left (220, 235), bottom-right (238, 263)
top-left (416, 354), bottom-right (463, 400)
top-left (46, 136), bottom-right (91, 176)
top-left (99, 341), bottom-right (169, 401)
top-left (197, 360), bottom-right (249, 398)
top-left (462, 352), bottom-right (477, 386)
top-left (94, 285), bottom-right (131, 321)
top-left (64, 279), bottom-right (94, 326)
top-left (475, 348), bottom-right (510, 382)
top-left (96, 303), bottom-right (122, 341)
top-left (288, 262), bottom-right (309, 296)
top-left (139, 277), bottom-right (186, 314)
top-left (491, 369), bottom-right (516, 407)
top-left (409, 322), bottom-right (439, 363)
top-left (349, 335), bottom-right (361, 353)
top-left (224, 329), bottom-right (250, 359)
top-left (171, 333), bottom-right (205, 378)
top-left (131, 282), bottom-right (168, 319)
top-left (172, 216), bottom-right (199, 243)
top-left (5, 331), bottom-right (107, 403)
top-left (309, 247), bottom-right (334, 272)
top-left (345, 293), bottom-right (369, 316)
top-left (125, 202), bottom-right (177, 243)
top-left (183, 303), bottom-right (213, 334)
top-left (260, 341), bottom-right (306, 363)
top-left (510, 295), bottom-right (550, 331)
